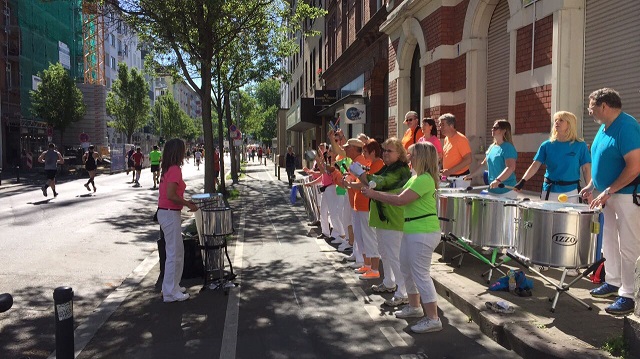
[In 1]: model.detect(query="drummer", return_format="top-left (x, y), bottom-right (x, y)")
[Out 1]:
top-left (514, 111), bottom-right (591, 203)
top-left (464, 119), bottom-right (517, 198)
top-left (439, 113), bottom-right (472, 188)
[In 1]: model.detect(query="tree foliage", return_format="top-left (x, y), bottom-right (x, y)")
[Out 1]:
top-left (107, 0), bottom-right (325, 193)
top-left (30, 62), bottom-right (85, 138)
top-left (149, 94), bottom-right (200, 141)
top-left (106, 62), bottom-right (151, 143)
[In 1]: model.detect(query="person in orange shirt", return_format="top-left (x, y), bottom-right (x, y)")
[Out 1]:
top-left (345, 139), bottom-right (385, 279)
top-left (401, 111), bottom-right (424, 150)
top-left (439, 113), bottom-right (472, 188)
top-left (328, 128), bottom-right (355, 253)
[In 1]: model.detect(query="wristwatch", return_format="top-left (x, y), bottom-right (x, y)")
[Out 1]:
top-left (603, 187), bottom-right (612, 196)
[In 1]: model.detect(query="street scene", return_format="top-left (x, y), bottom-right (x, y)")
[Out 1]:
top-left (2, 0), bottom-right (640, 359)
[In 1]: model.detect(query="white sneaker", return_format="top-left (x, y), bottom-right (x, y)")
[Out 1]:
top-left (349, 262), bottom-right (365, 269)
top-left (384, 296), bottom-right (409, 307)
top-left (163, 292), bottom-right (190, 303)
top-left (330, 237), bottom-right (343, 244)
top-left (411, 317), bottom-right (443, 333)
top-left (566, 269), bottom-right (581, 277)
top-left (394, 305), bottom-right (424, 318)
top-left (344, 253), bottom-right (356, 262)
top-left (337, 242), bottom-right (352, 252)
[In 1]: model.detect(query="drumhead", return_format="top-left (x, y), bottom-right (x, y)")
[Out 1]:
top-left (470, 194), bottom-right (518, 204)
top-left (518, 201), bottom-right (596, 213)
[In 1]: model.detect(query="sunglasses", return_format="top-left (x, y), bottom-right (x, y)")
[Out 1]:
top-left (382, 149), bottom-right (395, 153)
top-left (405, 118), bottom-right (415, 122)
top-left (492, 126), bottom-right (501, 130)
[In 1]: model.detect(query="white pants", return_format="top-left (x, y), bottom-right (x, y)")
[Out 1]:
top-left (540, 189), bottom-right (580, 203)
top-left (158, 209), bottom-right (184, 297)
top-left (339, 194), bottom-right (352, 228)
top-left (601, 193), bottom-right (640, 299)
top-left (323, 185), bottom-right (344, 237)
top-left (400, 232), bottom-right (441, 303)
top-left (351, 208), bottom-right (364, 263)
top-left (354, 211), bottom-right (379, 258)
top-left (377, 228), bottom-right (406, 297)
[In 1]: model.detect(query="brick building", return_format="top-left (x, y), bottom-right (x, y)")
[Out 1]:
top-left (281, 0), bottom-right (640, 192)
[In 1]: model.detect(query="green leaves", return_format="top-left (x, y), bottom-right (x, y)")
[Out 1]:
top-left (106, 62), bottom-right (151, 142)
top-left (30, 63), bottom-right (85, 136)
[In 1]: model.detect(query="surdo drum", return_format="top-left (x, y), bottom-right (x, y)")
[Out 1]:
top-left (468, 195), bottom-right (518, 248)
top-left (513, 202), bottom-right (600, 269)
top-left (437, 190), bottom-right (471, 239)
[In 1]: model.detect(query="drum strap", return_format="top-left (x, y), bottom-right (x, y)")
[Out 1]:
top-left (626, 175), bottom-right (640, 206)
top-left (543, 178), bottom-right (581, 201)
top-left (405, 213), bottom-right (436, 222)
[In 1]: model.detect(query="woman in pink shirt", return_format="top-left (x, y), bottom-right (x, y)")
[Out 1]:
top-left (158, 139), bottom-right (198, 303)
top-left (419, 118), bottom-right (443, 160)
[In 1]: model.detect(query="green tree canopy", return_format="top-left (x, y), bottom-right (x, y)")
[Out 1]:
top-left (30, 62), bottom-right (85, 138)
top-left (106, 62), bottom-right (151, 143)
top-left (150, 94), bottom-right (198, 140)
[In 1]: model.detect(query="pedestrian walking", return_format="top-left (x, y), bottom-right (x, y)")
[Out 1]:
top-left (38, 143), bottom-right (64, 197)
top-left (132, 147), bottom-right (144, 187)
top-left (149, 145), bottom-right (162, 189)
top-left (158, 138), bottom-right (199, 303)
top-left (194, 148), bottom-right (202, 170)
top-left (126, 145), bottom-right (135, 182)
top-left (82, 145), bottom-right (101, 193)
top-left (285, 146), bottom-right (296, 188)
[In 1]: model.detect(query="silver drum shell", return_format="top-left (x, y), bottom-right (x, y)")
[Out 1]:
top-left (468, 195), bottom-right (518, 248)
top-left (514, 202), bottom-right (599, 268)
top-left (437, 192), bottom-right (471, 239)
top-left (192, 193), bottom-right (234, 237)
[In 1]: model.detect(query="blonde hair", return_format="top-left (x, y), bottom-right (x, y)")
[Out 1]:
top-left (382, 137), bottom-right (408, 163)
top-left (550, 111), bottom-right (583, 143)
top-left (357, 133), bottom-right (369, 142)
top-left (491, 119), bottom-right (512, 145)
top-left (408, 142), bottom-right (439, 185)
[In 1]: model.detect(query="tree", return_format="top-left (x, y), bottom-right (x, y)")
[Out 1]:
top-left (108, 0), bottom-right (325, 193)
top-left (150, 94), bottom-right (194, 140)
top-left (30, 62), bottom-right (85, 139)
top-left (106, 62), bottom-right (151, 143)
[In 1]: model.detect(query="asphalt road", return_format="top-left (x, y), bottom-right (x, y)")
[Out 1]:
top-left (0, 162), bottom-right (206, 359)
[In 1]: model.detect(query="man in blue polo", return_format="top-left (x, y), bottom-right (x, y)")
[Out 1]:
top-left (582, 88), bottom-right (640, 315)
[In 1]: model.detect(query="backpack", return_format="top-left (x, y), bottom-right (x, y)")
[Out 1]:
top-left (489, 270), bottom-right (534, 296)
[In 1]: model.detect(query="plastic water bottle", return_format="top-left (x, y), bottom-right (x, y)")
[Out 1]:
top-left (368, 181), bottom-right (377, 189)
top-left (508, 270), bottom-right (516, 292)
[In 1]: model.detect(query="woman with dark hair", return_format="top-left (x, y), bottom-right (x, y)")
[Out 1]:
top-left (158, 139), bottom-right (198, 303)
top-left (464, 119), bottom-right (518, 197)
top-left (83, 145), bottom-right (101, 192)
top-left (419, 118), bottom-right (442, 159)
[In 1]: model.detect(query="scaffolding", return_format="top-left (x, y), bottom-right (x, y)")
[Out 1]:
top-left (81, 0), bottom-right (104, 85)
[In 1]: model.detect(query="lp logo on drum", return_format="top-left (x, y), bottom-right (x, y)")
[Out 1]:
top-left (552, 233), bottom-right (577, 246)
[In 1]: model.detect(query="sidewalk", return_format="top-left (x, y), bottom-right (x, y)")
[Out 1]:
top-left (74, 159), bottom-right (623, 359)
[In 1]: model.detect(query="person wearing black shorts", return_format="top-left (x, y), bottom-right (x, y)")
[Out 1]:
top-left (131, 147), bottom-right (144, 187)
top-left (38, 143), bottom-right (64, 197)
top-left (83, 145), bottom-right (101, 192)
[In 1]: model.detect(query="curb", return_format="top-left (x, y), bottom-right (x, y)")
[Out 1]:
top-left (431, 258), bottom-right (614, 359)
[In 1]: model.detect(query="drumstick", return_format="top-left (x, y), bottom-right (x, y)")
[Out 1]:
top-left (465, 185), bottom-right (490, 191)
top-left (497, 183), bottom-right (516, 190)
top-left (558, 193), bottom-right (582, 203)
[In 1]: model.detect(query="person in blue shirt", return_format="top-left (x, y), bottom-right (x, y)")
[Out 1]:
top-left (514, 111), bottom-right (591, 202)
top-left (464, 119), bottom-right (517, 197)
top-left (581, 88), bottom-right (640, 316)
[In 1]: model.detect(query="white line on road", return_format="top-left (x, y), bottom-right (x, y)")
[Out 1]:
top-left (219, 201), bottom-right (246, 359)
top-left (380, 326), bottom-right (409, 347)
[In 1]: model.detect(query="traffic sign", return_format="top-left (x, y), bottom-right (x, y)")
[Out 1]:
top-left (229, 124), bottom-right (237, 132)
top-left (79, 132), bottom-right (89, 143)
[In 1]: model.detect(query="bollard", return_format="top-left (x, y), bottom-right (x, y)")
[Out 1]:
top-left (53, 286), bottom-right (74, 359)
top-left (15, 165), bottom-right (20, 183)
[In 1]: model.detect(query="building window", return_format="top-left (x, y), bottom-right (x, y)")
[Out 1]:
top-left (110, 34), bottom-right (115, 47)
top-left (111, 56), bottom-right (116, 70)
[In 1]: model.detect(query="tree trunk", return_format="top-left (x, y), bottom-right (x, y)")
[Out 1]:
top-left (224, 91), bottom-right (239, 183)
top-left (200, 65), bottom-right (215, 194)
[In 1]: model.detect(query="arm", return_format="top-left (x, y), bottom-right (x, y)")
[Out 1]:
top-left (590, 148), bottom-right (640, 208)
top-left (489, 157), bottom-right (516, 189)
top-left (38, 152), bottom-right (46, 163)
top-left (443, 153), bottom-right (472, 176)
top-left (327, 129), bottom-right (346, 158)
top-left (57, 152), bottom-right (64, 164)
top-left (361, 186), bottom-right (420, 206)
top-left (166, 182), bottom-right (198, 211)
top-left (463, 157), bottom-right (487, 181)
top-left (514, 161), bottom-right (542, 190)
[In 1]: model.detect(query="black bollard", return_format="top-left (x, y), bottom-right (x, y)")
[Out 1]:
top-left (53, 287), bottom-right (74, 359)
top-left (15, 165), bottom-right (20, 183)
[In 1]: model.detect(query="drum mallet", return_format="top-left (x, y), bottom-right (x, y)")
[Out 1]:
top-left (557, 193), bottom-right (582, 203)
top-left (465, 185), bottom-right (490, 191)
top-left (497, 183), bottom-right (516, 190)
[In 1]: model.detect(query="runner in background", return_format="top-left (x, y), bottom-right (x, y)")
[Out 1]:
top-left (132, 147), bottom-right (144, 187)
top-left (149, 145), bottom-right (162, 190)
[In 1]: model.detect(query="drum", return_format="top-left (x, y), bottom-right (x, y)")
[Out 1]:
top-left (437, 192), bottom-right (473, 239)
top-left (468, 195), bottom-right (518, 248)
top-left (514, 202), bottom-right (600, 268)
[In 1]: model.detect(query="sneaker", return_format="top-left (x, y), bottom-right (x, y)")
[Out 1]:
top-left (84, 183), bottom-right (91, 191)
top-left (42, 185), bottom-right (48, 197)
top-left (338, 242), bottom-right (352, 252)
top-left (371, 283), bottom-right (397, 293)
top-left (161, 287), bottom-right (187, 295)
top-left (605, 296), bottom-right (635, 316)
top-left (384, 296), bottom-right (409, 306)
top-left (411, 317), bottom-right (443, 333)
top-left (316, 233), bottom-right (327, 239)
top-left (344, 253), bottom-right (356, 262)
top-left (53, 191), bottom-right (58, 197)
top-left (163, 292), bottom-right (190, 303)
top-left (565, 269), bottom-right (581, 277)
top-left (354, 266), bottom-right (370, 274)
top-left (590, 283), bottom-right (620, 298)
top-left (359, 270), bottom-right (380, 280)
top-left (349, 262), bottom-right (365, 269)
top-left (394, 305), bottom-right (424, 319)
top-left (330, 237), bottom-right (343, 244)
top-left (93, 187), bottom-right (97, 193)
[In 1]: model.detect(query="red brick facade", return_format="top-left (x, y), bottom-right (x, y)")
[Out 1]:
top-left (516, 152), bottom-right (546, 193)
top-left (515, 84), bottom-right (552, 134)
top-left (424, 54), bottom-right (466, 96)
top-left (389, 39), bottom-right (398, 73)
top-left (420, 0), bottom-right (469, 50)
top-left (424, 104), bottom-right (466, 134)
top-left (389, 79), bottom-right (397, 107)
top-left (516, 15), bottom-right (553, 74)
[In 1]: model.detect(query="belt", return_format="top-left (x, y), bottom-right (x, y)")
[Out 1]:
top-left (449, 170), bottom-right (470, 177)
top-left (158, 207), bottom-right (181, 211)
top-left (405, 213), bottom-right (436, 222)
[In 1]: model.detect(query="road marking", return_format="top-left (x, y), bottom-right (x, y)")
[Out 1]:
top-left (50, 248), bottom-right (160, 359)
top-left (219, 198), bottom-right (246, 359)
top-left (339, 272), bottom-right (357, 284)
top-left (380, 326), bottom-right (409, 347)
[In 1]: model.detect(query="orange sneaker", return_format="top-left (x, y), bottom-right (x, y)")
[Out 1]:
top-left (359, 270), bottom-right (380, 280)
top-left (354, 266), bottom-right (370, 274)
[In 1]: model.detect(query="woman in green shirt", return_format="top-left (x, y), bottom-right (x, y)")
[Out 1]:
top-left (362, 142), bottom-right (443, 334)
